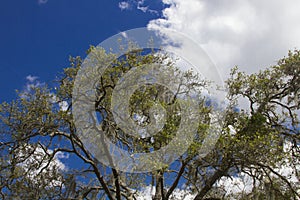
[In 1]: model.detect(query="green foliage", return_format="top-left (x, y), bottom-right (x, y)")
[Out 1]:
top-left (0, 46), bottom-right (299, 199)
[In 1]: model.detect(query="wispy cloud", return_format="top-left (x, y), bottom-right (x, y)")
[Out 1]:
top-left (24, 75), bottom-right (42, 93)
top-left (20, 75), bottom-right (44, 99)
top-left (26, 75), bottom-right (38, 82)
top-left (136, 0), bottom-right (158, 14)
top-left (119, 1), bottom-right (130, 10)
top-left (137, 0), bottom-right (148, 12)
top-left (118, 0), bottom-right (159, 14)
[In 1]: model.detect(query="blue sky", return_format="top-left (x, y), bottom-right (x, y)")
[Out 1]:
top-left (1, 0), bottom-right (300, 103)
top-left (1, 1), bottom-right (300, 197)
top-left (0, 0), bottom-right (165, 102)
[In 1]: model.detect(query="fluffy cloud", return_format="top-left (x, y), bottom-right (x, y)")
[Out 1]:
top-left (148, 0), bottom-right (300, 78)
top-left (134, 140), bottom-right (299, 198)
top-left (136, 186), bottom-right (195, 200)
top-left (217, 141), bottom-right (300, 198)
top-left (217, 172), bottom-right (255, 196)
top-left (16, 145), bottom-right (67, 187)
top-left (18, 146), bottom-right (67, 173)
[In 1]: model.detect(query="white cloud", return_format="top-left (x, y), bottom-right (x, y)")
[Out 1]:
top-left (134, 141), bottom-right (299, 199)
top-left (17, 145), bottom-right (67, 173)
top-left (26, 75), bottom-right (38, 82)
top-left (137, 5), bottom-right (148, 13)
top-left (21, 79), bottom-right (69, 112)
top-left (119, 1), bottom-right (130, 10)
top-left (216, 172), bottom-right (255, 196)
top-left (138, 0), bottom-right (159, 14)
top-left (20, 75), bottom-right (43, 98)
top-left (216, 140), bottom-right (300, 198)
top-left (120, 31), bottom-right (128, 39)
top-left (148, 0), bottom-right (300, 79)
top-left (59, 100), bottom-right (69, 111)
top-left (118, 0), bottom-right (159, 14)
top-left (228, 125), bottom-right (237, 136)
top-left (16, 145), bottom-right (67, 187)
top-left (136, 186), bottom-right (195, 200)
top-left (136, 0), bottom-right (158, 14)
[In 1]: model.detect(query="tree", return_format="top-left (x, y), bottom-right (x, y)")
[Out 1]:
top-left (0, 43), bottom-right (299, 199)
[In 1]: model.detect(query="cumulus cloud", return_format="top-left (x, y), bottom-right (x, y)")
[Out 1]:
top-left (18, 146), bottom-right (67, 173)
top-left (134, 140), bottom-right (299, 198)
top-left (148, 0), bottom-right (300, 78)
top-left (217, 172), bottom-right (255, 196)
top-left (16, 145), bottom-right (67, 187)
top-left (216, 140), bottom-right (300, 198)
top-left (136, 186), bottom-right (195, 200)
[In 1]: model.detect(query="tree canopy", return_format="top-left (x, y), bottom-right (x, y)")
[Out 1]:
top-left (0, 45), bottom-right (299, 199)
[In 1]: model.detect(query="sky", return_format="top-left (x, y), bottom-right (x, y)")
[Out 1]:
top-left (1, 0), bottom-right (300, 103)
top-left (1, 0), bottom-right (300, 102)
top-left (0, 0), bottom-right (165, 102)
top-left (1, 0), bottom-right (300, 198)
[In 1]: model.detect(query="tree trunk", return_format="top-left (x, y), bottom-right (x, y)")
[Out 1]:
top-left (153, 170), bottom-right (164, 200)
